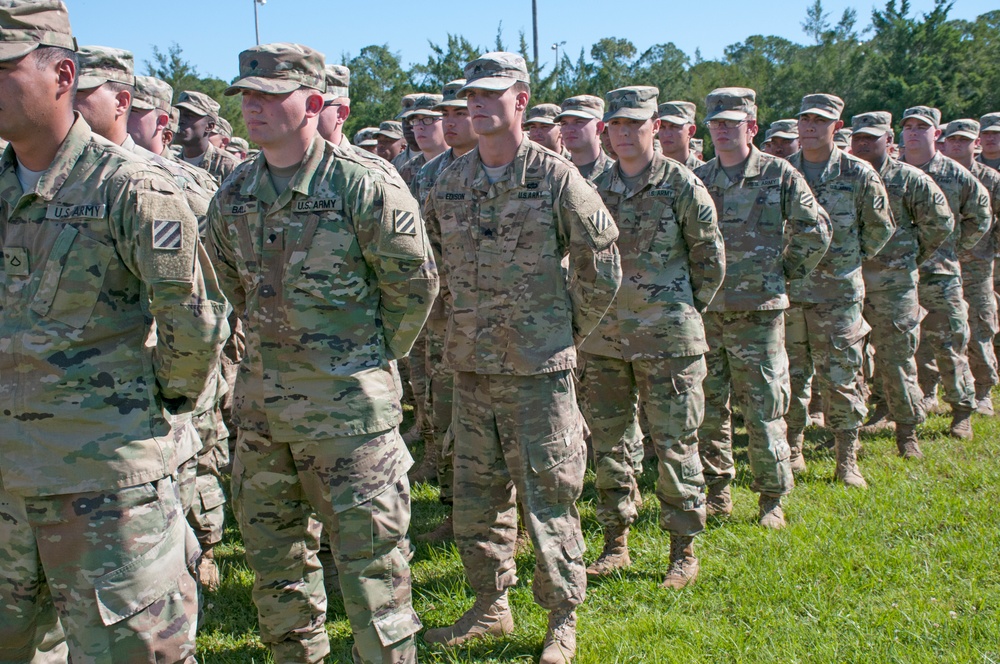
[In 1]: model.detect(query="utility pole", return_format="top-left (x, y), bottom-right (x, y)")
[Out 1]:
top-left (552, 40), bottom-right (565, 78)
top-left (254, 0), bottom-right (266, 45)
top-left (531, 0), bottom-right (538, 69)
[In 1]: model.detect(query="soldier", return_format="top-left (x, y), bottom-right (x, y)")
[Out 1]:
top-left (834, 128), bottom-right (852, 151)
top-left (393, 93), bottom-right (421, 171)
top-left (210, 116), bottom-right (233, 150)
top-left (355, 127), bottom-right (379, 152)
top-left (317, 64), bottom-right (352, 146)
top-left (227, 136), bottom-right (250, 160)
top-left (690, 137), bottom-right (704, 162)
top-left (979, 112), bottom-right (1000, 170)
top-left (762, 118), bottom-right (799, 158)
top-left (207, 43), bottom-right (437, 663)
top-left (0, 2), bottom-right (229, 660)
top-left (851, 112), bottom-right (953, 457)
top-left (524, 102), bottom-right (565, 153)
top-left (941, 119), bottom-right (1000, 415)
top-left (398, 93), bottom-right (446, 187)
top-left (901, 106), bottom-right (990, 438)
top-left (375, 119), bottom-right (406, 163)
top-left (421, 52), bottom-right (621, 664)
top-left (579, 85), bottom-right (724, 586)
top-left (786, 93), bottom-right (894, 486)
top-left (656, 100), bottom-right (704, 168)
top-left (556, 94), bottom-right (613, 181)
top-left (175, 89), bottom-right (241, 184)
top-left (694, 88), bottom-right (829, 523)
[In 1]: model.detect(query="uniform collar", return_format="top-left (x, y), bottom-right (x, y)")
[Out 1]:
top-left (790, 145), bottom-right (843, 184)
top-left (466, 134), bottom-right (532, 195)
top-left (605, 151), bottom-right (667, 197)
top-left (241, 134), bottom-right (327, 206)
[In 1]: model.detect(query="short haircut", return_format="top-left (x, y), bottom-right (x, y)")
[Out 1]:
top-left (32, 46), bottom-right (79, 94)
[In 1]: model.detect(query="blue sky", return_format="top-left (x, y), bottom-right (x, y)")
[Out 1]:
top-left (69, 0), bottom-right (995, 82)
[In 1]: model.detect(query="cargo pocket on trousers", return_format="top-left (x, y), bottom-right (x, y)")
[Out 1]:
top-left (760, 360), bottom-right (790, 421)
top-left (831, 315), bottom-right (872, 351)
top-left (373, 603), bottom-right (423, 647)
top-left (527, 424), bottom-right (586, 506)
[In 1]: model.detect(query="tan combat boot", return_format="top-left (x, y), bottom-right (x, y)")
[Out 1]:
top-left (788, 432), bottom-right (807, 474)
top-left (705, 483), bottom-right (732, 517)
top-left (660, 534), bottom-right (699, 589)
top-left (416, 513), bottom-right (454, 543)
top-left (975, 385), bottom-right (995, 416)
top-left (423, 591), bottom-right (514, 647)
top-left (894, 423), bottom-right (922, 459)
top-left (198, 547), bottom-right (221, 592)
top-left (408, 431), bottom-right (440, 485)
top-left (539, 608), bottom-right (577, 664)
top-left (860, 401), bottom-right (894, 433)
top-left (950, 405), bottom-right (974, 440)
top-left (758, 493), bottom-right (786, 529)
top-left (834, 430), bottom-right (867, 488)
top-left (586, 526), bottom-right (631, 577)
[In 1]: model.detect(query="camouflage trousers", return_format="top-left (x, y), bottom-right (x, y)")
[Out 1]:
top-left (578, 352), bottom-right (706, 536)
top-left (915, 273), bottom-right (976, 408)
top-left (427, 318), bottom-right (455, 505)
top-left (701, 310), bottom-right (794, 496)
top-left (409, 327), bottom-right (432, 439)
top-left (187, 408), bottom-right (229, 549)
top-left (452, 370), bottom-right (587, 610)
top-left (962, 269), bottom-right (999, 392)
top-left (0, 476), bottom-right (198, 663)
top-left (232, 428), bottom-right (420, 664)
top-left (864, 287), bottom-right (926, 425)
top-left (786, 300), bottom-right (870, 433)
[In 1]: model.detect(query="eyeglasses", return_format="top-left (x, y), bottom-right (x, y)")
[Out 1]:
top-left (408, 116), bottom-right (442, 127)
top-left (322, 100), bottom-right (342, 109)
top-left (706, 119), bottom-right (748, 130)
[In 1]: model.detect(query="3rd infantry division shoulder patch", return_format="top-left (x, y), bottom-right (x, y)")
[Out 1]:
top-left (395, 209), bottom-right (417, 235)
top-left (153, 219), bottom-right (182, 250)
top-left (590, 209), bottom-right (613, 234)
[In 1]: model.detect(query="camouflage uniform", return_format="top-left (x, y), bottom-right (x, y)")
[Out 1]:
top-left (207, 45), bottom-right (438, 664)
top-left (0, 71), bottom-right (228, 664)
top-left (175, 90), bottom-right (241, 185)
top-left (695, 141), bottom-right (829, 495)
top-left (423, 129), bottom-right (621, 614)
top-left (583, 114), bottom-right (724, 547)
top-left (657, 101), bottom-right (704, 169)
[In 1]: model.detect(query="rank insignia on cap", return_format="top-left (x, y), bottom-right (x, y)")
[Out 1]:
top-left (153, 220), bottom-right (182, 250)
top-left (394, 209), bottom-right (417, 235)
top-left (590, 209), bottom-right (613, 234)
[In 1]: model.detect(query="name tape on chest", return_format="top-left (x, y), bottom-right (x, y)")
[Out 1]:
top-left (649, 188), bottom-right (675, 198)
top-left (45, 203), bottom-right (107, 220)
top-left (444, 192), bottom-right (466, 201)
top-left (295, 198), bottom-right (341, 213)
top-left (227, 201), bottom-right (260, 215)
top-left (745, 178), bottom-right (779, 189)
top-left (152, 219), bottom-right (183, 250)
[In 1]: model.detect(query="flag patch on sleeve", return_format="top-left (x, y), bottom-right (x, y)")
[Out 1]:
top-left (152, 219), bottom-right (182, 250)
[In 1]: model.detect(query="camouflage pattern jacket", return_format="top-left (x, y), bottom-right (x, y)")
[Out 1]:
top-left (862, 156), bottom-right (953, 293)
top-left (399, 152), bottom-right (428, 189)
top-left (0, 116), bottom-right (229, 496)
top-left (684, 153), bottom-right (705, 170)
top-left (187, 141), bottom-right (240, 187)
top-left (965, 161), bottom-right (1000, 282)
top-left (914, 151), bottom-right (991, 278)
top-left (583, 151), bottom-right (725, 360)
top-left (978, 154), bottom-right (1000, 171)
top-left (788, 146), bottom-right (895, 304)
top-left (423, 135), bottom-right (621, 376)
top-left (412, 148), bottom-right (459, 325)
top-left (207, 135), bottom-right (438, 443)
top-left (579, 150), bottom-right (615, 183)
top-left (695, 146), bottom-right (830, 312)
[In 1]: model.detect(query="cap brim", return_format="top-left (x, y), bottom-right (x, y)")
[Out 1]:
top-left (603, 109), bottom-right (654, 123)
top-left (77, 75), bottom-right (109, 91)
top-left (523, 118), bottom-right (556, 127)
top-left (705, 110), bottom-right (750, 122)
top-left (798, 107), bottom-right (840, 120)
top-left (401, 109), bottom-right (442, 119)
top-left (852, 127), bottom-right (888, 137)
top-left (175, 101), bottom-right (209, 116)
top-left (981, 126), bottom-right (1000, 133)
top-left (946, 130), bottom-right (979, 140)
top-left (769, 130), bottom-right (799, 139)
top-left (224, 77), bottom-right (303, 96)
top-left (554, 110), bottom-right (599, 122)
top-left (358, 140), bottom-right (378, 146)
top-left (374, 131), bottom-right (403, 140)
top-left (902, 115), bottom-right (936, 127)
top-left (0, 41), bottom-right (39, 63)
top-left (433, 100), bottom-right (467, 110)
top-left (658, 114), bottom-right (692, 126)
top-left (130, 99), bottom-right (158, 111)
top-left (457, 77), bottom-right (518, 98)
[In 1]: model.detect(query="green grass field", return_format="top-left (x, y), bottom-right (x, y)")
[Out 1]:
top-left (196, 408), bottom-right (1000, 663)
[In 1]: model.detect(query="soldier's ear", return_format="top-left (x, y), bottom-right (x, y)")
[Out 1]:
top-left (303, 91), bottom-right (325, 117)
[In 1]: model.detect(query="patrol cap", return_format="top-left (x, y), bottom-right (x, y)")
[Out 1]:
top-left (524, 103), bottom-right (562, 126)
top-left (324, 64), bottom-right (350, 99)
top-left (901, 106), bottom-right (941, 128)
top-left (943, 119), bottom-right (980, 141)
top-left (555, 95), bottom-right (604, 122)
top-left (458, 51), bottom-right (530, 97)
top-left (690, 137), bottom-right (703, 152)
top-left (212, 116), bottom-right (233, 138)
top-left (980, 112), bottom-right (1000, 133)
top-left (401, 93), bottom-right (443, 119)
top-left (851, 111), bottom-right (892, 137)
top-left (225, 42), bottom-right (326, 96)
top-left (395, 93), bottom-right (418, 120)
top-left (374, 120), bottom-right (403, 140)
top-left (133, 75), bottom-right (173, 112)
top-left (227, 136), bottom-right (249, 152)
top-left (834, 128), bottom-right (852, 148)
top-left (704, 87), bottom-right (756, 122)
top-left (767, 118), bottom-right (799, 140)
top-left (434, 79), bottom-right (467, 109)
top-left (76, 45), bottom-right (134, 90)
top-left (798, 93), bottom-right (844, 121)
top-left (176, 90), bottom-right (220, 119)
top-left (354, 126), bottom-right (378, 146)
top-left (0, 0), bottom-right (76, 62)
top-left (168, 106), bottom-right (179, 132)
top-left (658, 100), bottom-right (696, 126)
top-left (604, 86), bottom-right (659, 122)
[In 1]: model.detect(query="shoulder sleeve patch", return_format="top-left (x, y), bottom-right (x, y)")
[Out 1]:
top-left (153, 219), bottom-right (183, 250)
top-left (589, 209), bottom-right (614, 235)
top-left (873, 195), bottom-right (885, 210)
top-left (394, 209), bottom-right (417, 235)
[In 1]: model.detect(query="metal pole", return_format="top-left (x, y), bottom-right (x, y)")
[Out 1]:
top-left (254, 0), bottom-right (261, 45)
top-left (531, 0), bottom-right (538, 69)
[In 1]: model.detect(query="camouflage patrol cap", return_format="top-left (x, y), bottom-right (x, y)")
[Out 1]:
top-left (902, 106), bottom-right (941, 128)
top-left (0, 0), bottom-right (76, 62)
top-left (374, 120), bottom-right (403, 140)
top-left (227, 136), bottom-right (249, 151)
top-left (851, 111), bottom-right (892, 137)
top-left (834, 128), bottom-right (852, 148)
top-left (690, 137), bottom-right (703, 152)
top-left (324, 64), bottom-right (350, 99)
top-left (798, 93), bottom-right (844, 120)
top-left (434, 79), bottom-right (467, 109)
top-left (225, 42), bottom-right (326, 96)
top-left (943, 119), bottom-right (980, 141)
top-left (458, 51), bottom-right (530, 97)
top-left (354, 126), bottom-right (378, 146)
top-left (766, 118), bottom-right (799, 140)
top-left (133, 76), bottom-right (173, 112)
top-left (76, 45), bottom-right (134, 90)
top-left (176, 90), bottom-right (220, 119)
top-left (980, 112), bottom-right (1000, 133)
top-left (604, 86), bottom-right (659, 122)
top-left (211, 116), bottom-right (233, 138)
top-left (658, 100), bottom-right (696, 126)
top-left (524, 103), bottom-right (562, 126)
top-left (395, 94), bottom-right (419, 120)
top-left (168, 107), bottom-right (179, 132)
top-left (555, 95), bottom-right (604, 122)
top-left (401, 93), bottom-right (444, 118)
top-left (704, 87), bottom-right (756, 122)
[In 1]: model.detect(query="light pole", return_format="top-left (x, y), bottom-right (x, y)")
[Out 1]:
top-left (552, 41), bottom-right (566, 78)
top-left (254, 0), bottom-right (266, 45)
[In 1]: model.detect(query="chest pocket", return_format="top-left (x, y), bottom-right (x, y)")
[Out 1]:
top-left (285, 208), bottom-right (362, 306)
top-left (30, 224), bottom-right (114, 329)
top-left (639, 197), bottom-right (674, 253)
